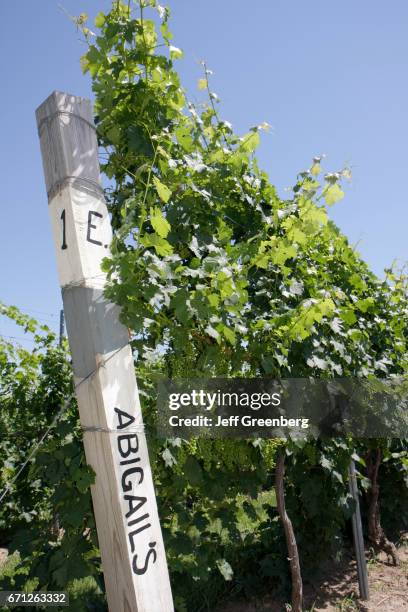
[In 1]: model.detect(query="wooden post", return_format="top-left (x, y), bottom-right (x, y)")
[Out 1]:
top-left (36, 91), bottom-right (174, 612)
top-left (349, 460), bottom-right (369, 601)
top-left (275, 451), bottom-right (303, 612)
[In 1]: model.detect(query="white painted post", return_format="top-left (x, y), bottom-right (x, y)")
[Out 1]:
top-left (36, 91), bottom-right (174, 612)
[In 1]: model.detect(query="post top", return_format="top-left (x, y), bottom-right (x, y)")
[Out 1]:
top-left (35, 91), bottom-right (100, 199)
top-left (35, 91), bottom-right (94, 130)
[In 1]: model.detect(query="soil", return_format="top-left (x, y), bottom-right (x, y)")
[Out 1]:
top-left (218, 535), bottom-right (408, 611)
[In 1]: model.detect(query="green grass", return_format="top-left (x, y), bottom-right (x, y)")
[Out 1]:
top-left (334, 593), bottom-right (359, 611)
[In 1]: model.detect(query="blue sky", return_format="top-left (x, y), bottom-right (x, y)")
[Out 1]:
top-left (1, 0), bottom-right (407, 342)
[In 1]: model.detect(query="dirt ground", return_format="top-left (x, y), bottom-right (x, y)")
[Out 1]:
top-left (219, 535), bottom-right (408, 611)
top-left (303, 542), bottom-right (408, 612)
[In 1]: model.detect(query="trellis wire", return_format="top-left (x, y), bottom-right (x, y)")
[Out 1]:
top-left (0, 343), bottom-right (124, 504)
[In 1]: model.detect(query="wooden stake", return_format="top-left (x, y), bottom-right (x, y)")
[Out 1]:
top-left (36, 91), bottom-right (174, 612)
top-left (275, 451), bottom-right (303, 612)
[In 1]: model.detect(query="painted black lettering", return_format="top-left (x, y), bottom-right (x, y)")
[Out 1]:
top-left (124, 495), bottom-right (147, 519)
top-left (132, 543), bottom-right (157, 575)
top-left (122, 466), bottom-right (144, 491)
top-left (128, 519), bottom-right (151, 551)
top-left (61, 209), bottom-right (67, 250)
top-left (128, 512), bottom-right (150, 528)
top-left (118, 434), bottom-right (139, 458)
top-left (129, 522), bottom-right (151, 538)
top-left (120, 457), bottom-right (141, 466)
top-left (87, 210), bottom-right (103, 246)
top-left (114, 407), bottom-right (136, 430)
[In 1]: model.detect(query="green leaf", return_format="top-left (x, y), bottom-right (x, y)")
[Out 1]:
top-left (207, 294), bottom-right (219, 308)
top-left (318, 298), bottom-right (335, 317)
top-left (80, 54), bottom-right (89, 74)
top-left (170, 289), bottom-right (191, 324)
top-left (198, 78), bottom-right (207, 90)
top-left (183, 456), bottom-right (203, 486)
top-left (251, 252), bottom-right (270, 269)
top-left (339, 308), bottom-right (357, 325)
top-left (52, 565), bottom-right (68, 586)
top-left (240, 131), bottom-right (260, 153)
top-left (107, 125), bottom-right (121, 145)
top-left (288, 227), bottom-right (307, 245)
top-left (94, 12), bottom-right (105, 28)
top-left (323, 183), bottom-right (344, 206)
top-left (140, 233), bottom-right (173, 256)
top-left (272, 243), bottom-right (297, 266)
top-left (85, 45), bottom-right (103, 77)
top-left (127, 125), bottom-right (154, 157)
top-left (74, 468), bottom-right (95, 494)
top-left (153, 176), bottom-right (172, 203)
top-left (349, 273), bottom-right (367, 292)
top-left (169, 45), bottom-right (183, 59)
top-left (355, 297), bottom-right (374, 313)
top-left (175, 127), bottom-right (195, 152)
top-left (218, 324), bottom-right (236, 346)
top-left (150, 206), bottom-right (171, 238)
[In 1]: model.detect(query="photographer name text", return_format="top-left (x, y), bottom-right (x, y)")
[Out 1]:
top-left (168, 414), bottom-right (309, 429)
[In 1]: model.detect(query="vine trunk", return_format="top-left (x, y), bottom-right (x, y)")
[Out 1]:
top-left (366, 448), bottom-right (399, 566)
top-left (275, 451), bottom-right (303, 612)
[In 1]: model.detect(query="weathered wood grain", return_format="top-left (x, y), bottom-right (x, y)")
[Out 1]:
top-left (36, 91), bottom-right (174, 612)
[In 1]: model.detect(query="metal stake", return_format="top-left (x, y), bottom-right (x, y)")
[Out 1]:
top-left (349, 459), bottom-right (369, 600)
